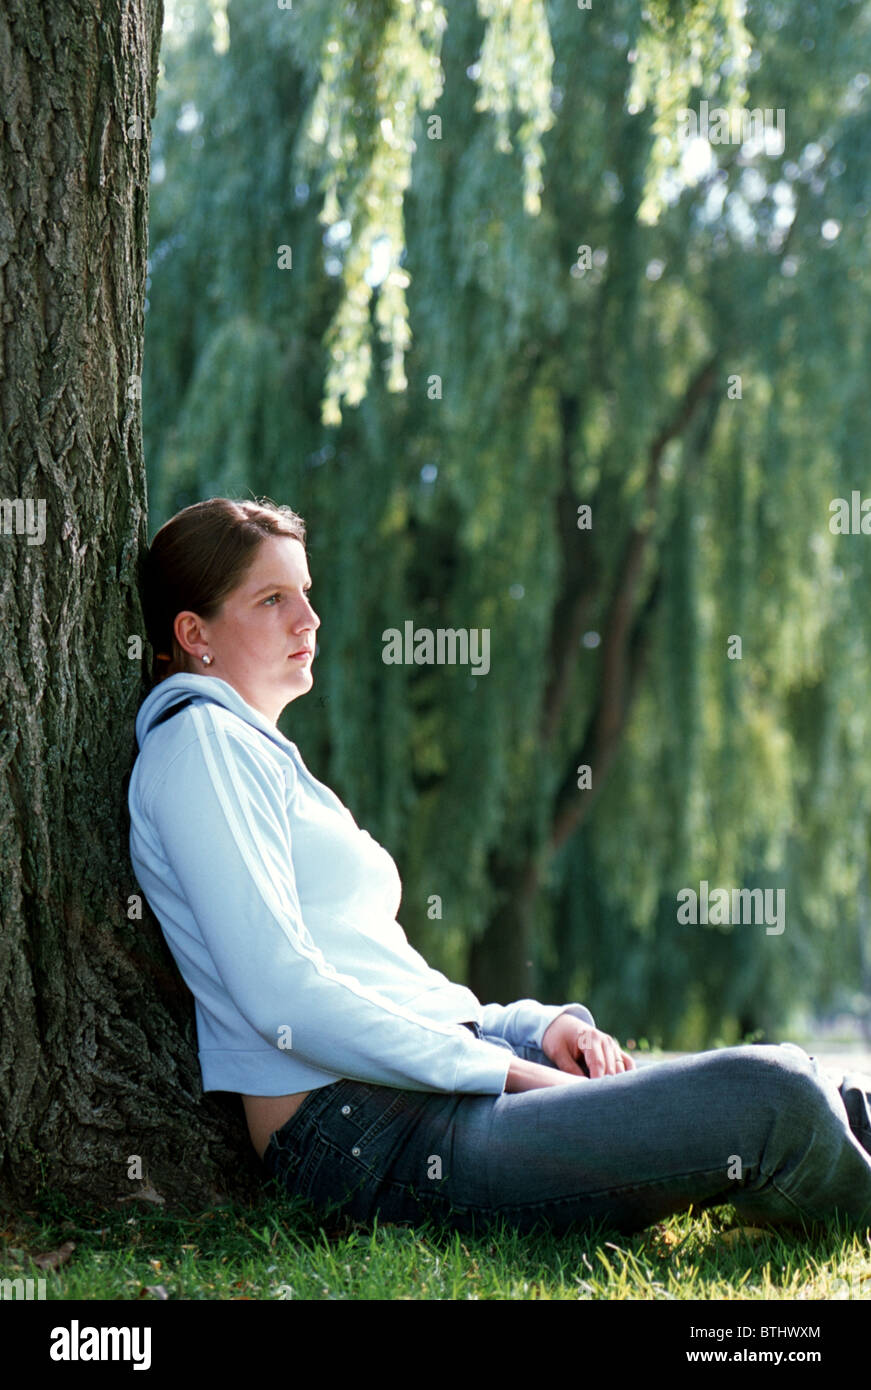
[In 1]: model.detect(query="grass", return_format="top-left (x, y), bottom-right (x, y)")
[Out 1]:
top-left (2, 1187), bottom-right (870, 1300)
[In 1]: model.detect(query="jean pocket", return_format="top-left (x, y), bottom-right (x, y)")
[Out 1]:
top-left (322, 1082), bottom-right (418, 1171)
top-left (292, 1083), bottom-right (416, 1222)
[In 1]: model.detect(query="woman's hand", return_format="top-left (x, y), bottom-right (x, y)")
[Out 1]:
top-left (541, 1014), bottom-right (636, 1079)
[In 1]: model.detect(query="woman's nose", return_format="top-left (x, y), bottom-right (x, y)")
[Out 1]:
top-left (296, 597), bottom-right (319, 629)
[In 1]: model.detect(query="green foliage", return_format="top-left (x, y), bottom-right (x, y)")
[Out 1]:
top-left (145, 0), bottom-right (871, 1044)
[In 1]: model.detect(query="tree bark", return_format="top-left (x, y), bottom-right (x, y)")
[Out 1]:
top-left (0, 0), bottom-right (262, 1209)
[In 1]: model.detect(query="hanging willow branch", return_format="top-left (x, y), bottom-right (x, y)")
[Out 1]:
top-left (288, 0), bottom-right (747, 424)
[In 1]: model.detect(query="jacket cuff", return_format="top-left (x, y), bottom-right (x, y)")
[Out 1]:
top-left (452, 1041), bottom-right (512, 1094)
top-left (529, 1001), bottom-right (596, 1051)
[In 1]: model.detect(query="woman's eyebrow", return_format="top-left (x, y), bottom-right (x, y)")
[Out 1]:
top-left (250, 580), bottom-right (312, 598)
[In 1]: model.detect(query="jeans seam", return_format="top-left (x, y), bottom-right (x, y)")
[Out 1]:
top-left (480, 1165), bottom-right (737, 1216)
top-left (765, 1177), bottom-right (806, 1218)
top-left (375, 1163), bottom-right (736, 1219)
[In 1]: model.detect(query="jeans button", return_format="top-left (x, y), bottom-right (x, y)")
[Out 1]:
top-left (341, 1105), bottom-right (352, 1115)
top-left (351, 1146), bottom-right (361, 1157)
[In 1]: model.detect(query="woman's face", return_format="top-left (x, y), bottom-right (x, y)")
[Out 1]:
top-left (173, 535), bottom-right (320, 726)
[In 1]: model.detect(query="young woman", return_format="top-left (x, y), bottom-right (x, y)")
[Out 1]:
top-left (128, 496), bottom-right (871, 1237)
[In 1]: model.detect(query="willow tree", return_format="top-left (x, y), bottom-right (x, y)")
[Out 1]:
top-left (144, 0), bottom-right (871, 1060)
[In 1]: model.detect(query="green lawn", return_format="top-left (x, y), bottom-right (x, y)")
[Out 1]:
top-left (5, 1043), bottom-right (869, 1301)
top-left (3, 1187), bottom-right (870, 1300)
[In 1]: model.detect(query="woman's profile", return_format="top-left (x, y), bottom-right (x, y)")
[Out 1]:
top-left (128, 496), bottom-right (871, 1237)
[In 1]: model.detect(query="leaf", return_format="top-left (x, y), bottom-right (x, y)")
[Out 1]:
top-left (32, 1240), bottom-right (76, 1270)
top-left (719, 1226), bottom-right (771, 1245)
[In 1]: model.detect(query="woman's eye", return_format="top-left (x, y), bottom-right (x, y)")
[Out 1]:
top-left (264, 590), bottom-right (311, 605)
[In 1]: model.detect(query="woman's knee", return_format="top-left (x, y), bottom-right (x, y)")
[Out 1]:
top-left (724, 1044), bottom-right (842, 1125)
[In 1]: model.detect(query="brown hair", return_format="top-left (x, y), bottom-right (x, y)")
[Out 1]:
top-left (139, 497), bottom-right (307, 689)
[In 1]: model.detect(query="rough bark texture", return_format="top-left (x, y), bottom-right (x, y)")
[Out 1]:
top-left (0, 0), bottom-right (264, 1209)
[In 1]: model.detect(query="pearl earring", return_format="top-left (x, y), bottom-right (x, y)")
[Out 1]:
top-left (202, 654), bottom-right (212, 665)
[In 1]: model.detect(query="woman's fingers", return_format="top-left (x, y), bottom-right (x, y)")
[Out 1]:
top-left (581, 1033), bottom-right (634, 1076)
top-left (559, 1042), bottom-right (587, 1075)
top-left (584, 1035), bottom-right (606, 1077)
top-left (606, 1037), bottom-right (624, 1074)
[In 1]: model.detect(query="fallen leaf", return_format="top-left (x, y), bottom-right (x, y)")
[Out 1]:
top-left (719, 1226), bottom-right (771, 1245)
top-left (32, 1241), bottom-right (75, 1270)
top-left (115, 1179), bottom-right (166, 1207)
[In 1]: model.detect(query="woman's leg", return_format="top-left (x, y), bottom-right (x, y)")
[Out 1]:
top-left (262, 1043), bottom-right (871, 1237)
top-left (819, 1058), bottom-right (871, 1158)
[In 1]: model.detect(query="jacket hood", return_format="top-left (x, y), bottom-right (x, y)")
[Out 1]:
top-left (134, 673), bottom-right (296, 759)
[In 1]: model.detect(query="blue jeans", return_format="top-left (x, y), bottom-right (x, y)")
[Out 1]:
top-left (260, 1032), bottom-right (871, 1236)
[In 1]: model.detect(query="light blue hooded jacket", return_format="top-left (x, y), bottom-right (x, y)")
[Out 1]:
top-left (127, 673), bottom-right (596, 1097)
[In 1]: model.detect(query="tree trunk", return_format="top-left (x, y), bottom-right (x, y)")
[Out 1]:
top-left (471, 360), bottom-right (718, 1002)
top-left (468, 846), bottom-right (542, 1005)
top-left (0, 0), bottom-right (262, 1209)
